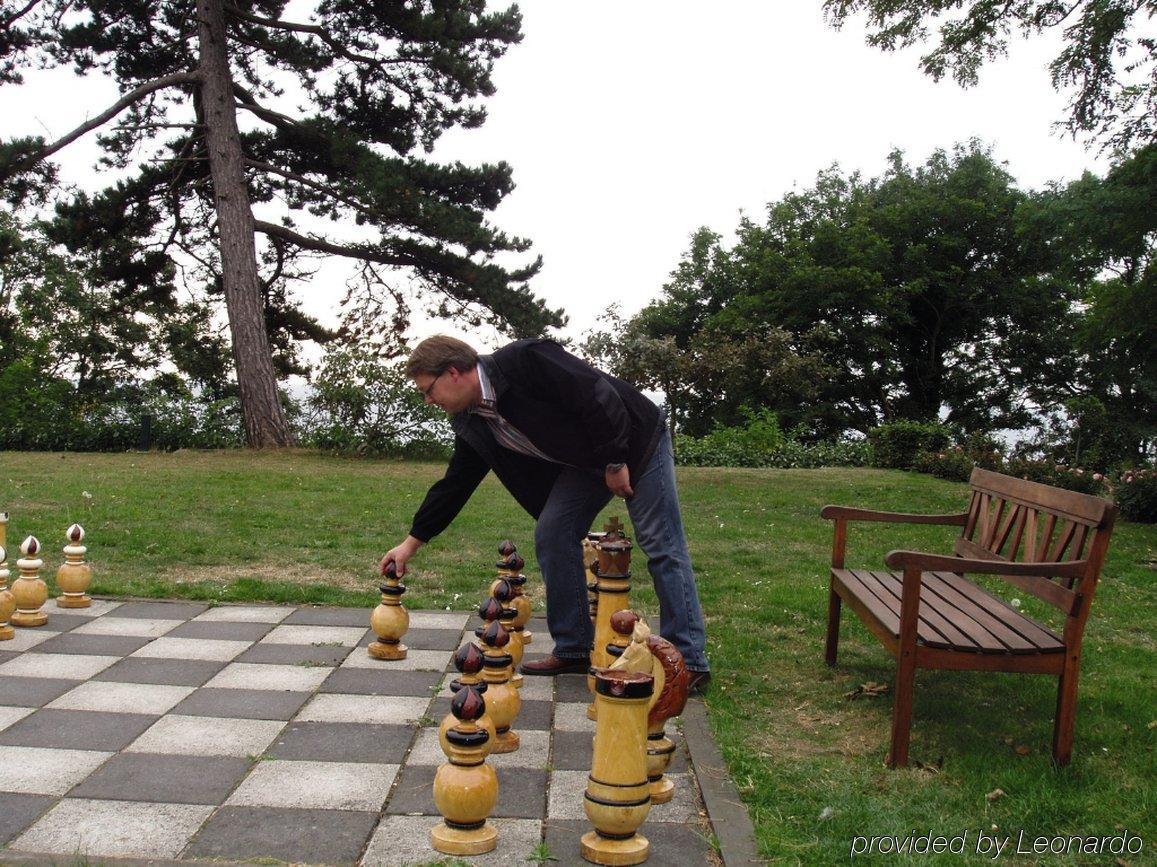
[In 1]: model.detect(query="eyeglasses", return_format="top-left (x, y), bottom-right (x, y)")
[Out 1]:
top-left (420, 370), bottom-right (446, 400)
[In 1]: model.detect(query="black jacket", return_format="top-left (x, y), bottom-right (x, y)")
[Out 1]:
top-left (409, 339), bottom-right (663, 541)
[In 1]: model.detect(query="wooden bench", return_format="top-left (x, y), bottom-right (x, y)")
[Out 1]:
top-left (821, 467), bottom-right (1118, 767)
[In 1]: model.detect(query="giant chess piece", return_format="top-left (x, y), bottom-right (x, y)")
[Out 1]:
top-left (582, 668), bottom-right (655, 865)
top-left (11, 536), bottom-right (48, 628)
top-left (441, 642), bottom-right (497, 755)
top-left (0, 545), bottom-right (14, 641)
top-left (609, 619), bottom-right (690, 804)
top-left (494, 541), bottom-right (532, 646)
top-left (368, 561), bottom-right (408, 660)
top-left (588, 519), bottom-right (633, 720)
top-left (491, 578), bottom-right (525, 689)
top-left (0, 511), bottom-right (8, 567)
top-left (431, 684), bottom-right (499, 855)
top-left (583, 530), bottom-right (606, 625)
top-left (588, 609), bottom-right (639, 720)
top-left (477, 598), bottom-right (521, 753)
top-left (56, 523), bottom-right (93, 609)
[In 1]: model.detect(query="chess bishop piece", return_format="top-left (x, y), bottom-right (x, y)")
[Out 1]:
top-left (588, 609), bottom-right (638, 720)
top-left (609, 619), bottom-right (690, 804)
top-left (368, 561), bottom-right (408, 660)
top-left (431, 685), bottom-right (499, 855)
top-left (0, 545), bottom-right (15, 641)
top-left (490, 578), bottom-right (525, 689)
top-left (477, 598), bottom-right (521, 753)
top-left (56, 524), bottom-right (93, 609)
top-left (494, 542), bottom-right (532, 646)
top-left (11, 536), bottom-right (48, 627)
top-left (440, 642), bottom-right (497, 755)
top-left (582, 668), bottom-right (654, 865)
top-left (588, 519), bottom-right (633, 720)
top-left (583, 531), bottom-right (605, 625)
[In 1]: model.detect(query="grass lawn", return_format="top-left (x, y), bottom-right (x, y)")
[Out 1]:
top-left (3, 450), bottom-right (1154, 863)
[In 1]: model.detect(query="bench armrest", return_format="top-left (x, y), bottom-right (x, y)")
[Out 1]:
top-left (884, 550), bottom-right (1087, 580)
top-left (820, 506), bottom-right (968, 525)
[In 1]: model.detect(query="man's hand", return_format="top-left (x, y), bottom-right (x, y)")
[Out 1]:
top-left (605, 463), bottom-right (634, 499)
top-left (381, 535), bottom-right (424, 578)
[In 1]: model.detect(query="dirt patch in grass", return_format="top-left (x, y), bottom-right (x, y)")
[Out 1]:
top-left (160, 560), bottom-right (370, 591)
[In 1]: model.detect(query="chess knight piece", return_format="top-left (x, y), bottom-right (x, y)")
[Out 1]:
top-left (368, 561), bottom-right (408, 660)
top-left (588, 518), bottom-right (632, 720)
top-left (609, 618), bottom-right (691, 804)
top-left (56, 523), bottom-right (93, 609)
top-left (0, 545), bottom-right (14, 641)
top-left (11, 536), bottom-right (48, 627)
top-left (582, 668), bottom-right (654, 865)
top-left (431, 685), bottom-right (499, 855)
top-left (441, 642), bottom-right (497, 756)
top-left (494, 541), bottom-right (532, 646)
top-left (588, 609), bottom-right (639, 720)
top-left (476, 598), bottom-right (521, 753)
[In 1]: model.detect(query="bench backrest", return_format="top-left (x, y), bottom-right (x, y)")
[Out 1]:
top-left (956, 467), bottom-right (1118, 619)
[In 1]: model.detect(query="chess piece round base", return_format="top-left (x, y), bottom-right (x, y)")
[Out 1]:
top-left (511, 671), bottom-right (524, 689)
top-left (648, 778), bottom-right (674, 804)
top-left (587, 702), bottom-right (597, 721)
top-left (11, 611), bottom-right (47, 627)
top-left (57, 594), bottom-right (92, 609)
top-left (430, 821), bottom-right (498, 855)
top-left (0, 624), bottom-right (13, 641)
top-left (491, 730), bottom-right (520, 753)
top-left (367, 640), bottom-right (407, 660)
top-left (580, 831), bottom-right (650, 865)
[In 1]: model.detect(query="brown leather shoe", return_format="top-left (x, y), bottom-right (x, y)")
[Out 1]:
top-left (520, 654), bottom-right (591, 676)
top-left (687, 670), bottom-right (712, 696)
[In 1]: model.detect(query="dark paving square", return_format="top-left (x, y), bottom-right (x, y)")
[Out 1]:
top-left (39, 612), bottom-right (91, 632)
top-left (386, 764), bottom-right (547, 819)
top-left (283, 606), bottom-right (367, 627)
top-left (267, 721), bottom-right (414, 763)
top-left (172, 687), bottom-right (310, 720)
top-left (358, 627), bottom-right (462, 651)
top-left (552, 729), bottom-right (687, 773)
top-left (166, 620), bottom-right (274, 641)
top-left (68, 753), bottom-right (252, 804)
top-left (555, 673), bottom-right (592, 702)
top-left (94, 657), bottom-right (226, 686)
top-left (0, 650), bottom-right (18, 666)
top-left (543, 819), bottom-right (714, 867)
top-left (427, 696), bottom-right (552, 731)
top-left (185, 806), bottom-right (378, 865)
top-left (320, 667), bottom-right (441, 697)
top-left (0, 708), bottom-right (157, 750)
top-left (0, 676), bottom-right (82, 708)
top-left (105, 601), bottom-right (208, 619)
top-left (234, 643), bottom-right (351, 666)
top-left (0, 792), bottom-right (55, 846)
top-left (34, 632), bottom-right (151, 656)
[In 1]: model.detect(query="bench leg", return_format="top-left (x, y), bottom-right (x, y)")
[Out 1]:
top-left (887, 652), bottom-right (917, 767)
top-left (1052, 653), bottom-right (1081, 766)
top-left (825, 583), bottom-right (841, 666)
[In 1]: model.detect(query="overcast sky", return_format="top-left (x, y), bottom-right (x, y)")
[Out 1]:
top-left (4, 2), bottom-right (1108, 351)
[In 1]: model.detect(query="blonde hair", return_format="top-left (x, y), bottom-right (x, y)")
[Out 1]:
top-left (405, 335), bottom-right (479, 378)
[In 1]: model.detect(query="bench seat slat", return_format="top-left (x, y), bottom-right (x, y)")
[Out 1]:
top-left (862, 571), bottom-right (984, 651)
top-left (928, 571), bottom-right (1064, 652)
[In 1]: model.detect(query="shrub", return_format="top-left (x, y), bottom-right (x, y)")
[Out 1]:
top-left (1115, 468), bottom-right (1157, 523)
top-left (674, 411), bottom-right (871, 469)
top-left (913, 447), bottom-right (975, 482)
top-left (868, 421), bottom-right (952, 469)
top-left (1003, 457), bottom-right (1108, 496)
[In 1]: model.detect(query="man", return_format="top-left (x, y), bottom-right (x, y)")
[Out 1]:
top-left (381, 335), bottom-right (710, 689)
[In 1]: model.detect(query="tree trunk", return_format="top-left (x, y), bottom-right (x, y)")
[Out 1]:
top-left (196, 0), bottom-right (294, 447)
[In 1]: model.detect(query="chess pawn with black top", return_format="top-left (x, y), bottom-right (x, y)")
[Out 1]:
top-left (477, 599), bottom-right (521, 753)
top-left (582, 668), bottom-right (654, 865)
top-left (491, 578), bottom-right (525, 689)
top-left (368, 561), bottom-right (408, 660)
top-left (56, 523), bottom-right (93, 609)
top-left (431, 685), bottom-right (499, 855)
top-left (441, 642), bottom-right (496, 756)
top-left (0, 546), bottom-right (14, 641)
top-left (494, 543), bottom-right (532, 646)
top-left (588, 609), bottom-right (639, 720)
top-left (11, 536), bottom-right (48, 627)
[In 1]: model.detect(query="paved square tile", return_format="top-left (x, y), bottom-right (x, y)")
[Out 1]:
top-left (166, 620), bottom-right (275, 641)
top-left (407, 727), bottom-right (550, 769)
top-left (555, 673), bottom-right (592, 702)
top-left (407, 610), bottom-right (471, 630)
top-left (386, 628), bottom-right (464, 651)
top-left (296, 694), bottom-right (430, 725)
top-left (543, 819), bottom-right (714, 867)
top-left (267, 720), bottom-right (414, 763)
top-left (436, 672), bottom-right (553, 702)
top-left (341, 648), bottom-right (451, 671)
top-left (32, 632), bottom-right (151, 656)
top-left (126, 714), bottom-right (284, 757)
top-left (283, 606), bottom-right (369, 627)
top-left (106, 601), bottom-right (208, 619)
top-left (227, 759), bottom-right (399, 811)
top-left (0, 676), bottom-right (81, 707)
top-left (50, 598), bottom-right (121, 617)
top-left (386, 764), bottom-right (547, 819)
top-left (0, 745), bottom-right (112, 795)
top-left (72, 616), bottom-right (182, 637)
top-left (321, 667), bottom-right (441, 696)
top-left (69, 752), bottom-right (253, 804)
top-left (554, 702), bottom-right (596, 732)
top-left (11, 798), bottom-right (213, 858)
top-left (46, 681), bottom-right (194, 715)
top-left (0, 792), bottom-right (55, 846)
top-left (35, 613), bottom-right (91, 632)
top-left (547, 769), bottom-right (589, 820)
top-left (260, 624), bottom-right (368, 646)
top-left (0, 705), bottom-right (34, 732)
top-left (0, 708), bottom-right (158, 750)
top-left (0, 629), bottom-right (58, 653)
top-left (94, 657), bottom-right (226, 686)
top-left (171, 687), bottom-right (310, 720)
top-left (646, 773), bottom-right (702, 824)
top-left (363, 816), bottom-right (542, 866)
top-left (193, 604), bottom-right (295, 623)
top-left (129, 636), bottom-right (250, 661)
top-left (204, 661), bottom-right (331, 692)
top-left (234, 642), bottom-right (351, 666)
top-left (0, 650), bottom-right (16, 665)
top-left (0, 651), bottom-right (119, 680)
top-left (185, 805), bottom-right (379, 864)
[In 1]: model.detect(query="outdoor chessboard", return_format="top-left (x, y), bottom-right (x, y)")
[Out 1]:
top-left (0, 599), bottom-right (715, 865)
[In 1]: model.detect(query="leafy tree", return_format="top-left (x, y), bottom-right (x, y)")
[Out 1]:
top-left (0, 0), bottom-right (563, 446)
top-left (824, 0), bottom-right (1157, 153)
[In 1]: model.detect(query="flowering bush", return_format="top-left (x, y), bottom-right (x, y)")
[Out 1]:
top-left (913, 447), bottom-right (976, 482)
top-left (1003, 457), bottom-right (1108, 496)
top-left (1115, 468), bottom-right (1157, 523)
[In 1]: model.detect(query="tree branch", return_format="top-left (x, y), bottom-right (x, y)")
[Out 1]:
top-left (1, 0), bottom-right (42, 28)
top-left (232, 83), bottom-right (300, 130)
top-left (223, 3), bottom-right (382, 66)
top-left (254, 220), bottom-right (410, 267)
top-left (244, 157), bottom-right (378, 219)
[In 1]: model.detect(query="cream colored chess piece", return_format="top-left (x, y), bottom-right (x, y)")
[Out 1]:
top-left (368, 561), bottom-right (408, 659)
top-left (477, 599), bottom-right (521, 753)
top-left (56, 524), bottom-right (93, 608)
top-left (588, 519), bottom-right (632, 720)
top-left (440, 642), bottom-right (497, 756)
top-left (11, 536), bottom-right (48, 627)
top-left (431, 685), bottom-right (499, 855)
top-left (0, 545), bottom-right (14, 641)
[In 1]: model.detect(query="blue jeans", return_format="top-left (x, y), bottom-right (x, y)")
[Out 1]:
top-left (533, 431), bottom-right (710, 671)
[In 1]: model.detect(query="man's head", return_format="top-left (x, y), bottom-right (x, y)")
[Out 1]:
top-left (406, 335), bottom-right (482, 414)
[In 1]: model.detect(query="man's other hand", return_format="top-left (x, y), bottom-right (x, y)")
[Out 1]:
top-left (605, 464), bottom-right (634, 499)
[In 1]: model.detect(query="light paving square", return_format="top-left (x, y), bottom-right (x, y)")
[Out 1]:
top-left (226, 759), bottom-right (399, 811)
top-left (647, 773), bottom-right (701, 823)
top-left (126, 714), bottom-right (285, 757)
top-left (192, 604), bottom-right (295, 623)
top-left (129, 637), bottom-right (251, 661)
top-left (0, 652), bottom-right (119, 680)
top-left (12, 798), bottom-right (214, 859)
top-left (296, 694), bottom-right (431, 725)
top-left (546, 769), bottom-right (589, 819)
top-left (260, 624), bottom-right (368, 647)
top-left (51, 599), bottom-right (123, 617)
top-left (553, 702), bottom-right (596, 732)
top-left (47, 681), bottom-right (194, 715)
top-left (72, 617), bottom-right (182, 638)
top-left (361, 816), bottom-right (541, 867)
top-left (0, 745), bottom-right (113, 795)
top-left (341, 648), bottom-right (449, 671)
top-left (407, 610), bottom-right (470, 630)
top-left (0, 705), bottom-right (35, 732)
top-left (406, 726), bottom-right (550, 769)
top-left (203, 662), bottom-right (331, 691)
top-left (0, 629), bottom-right (58, 652)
